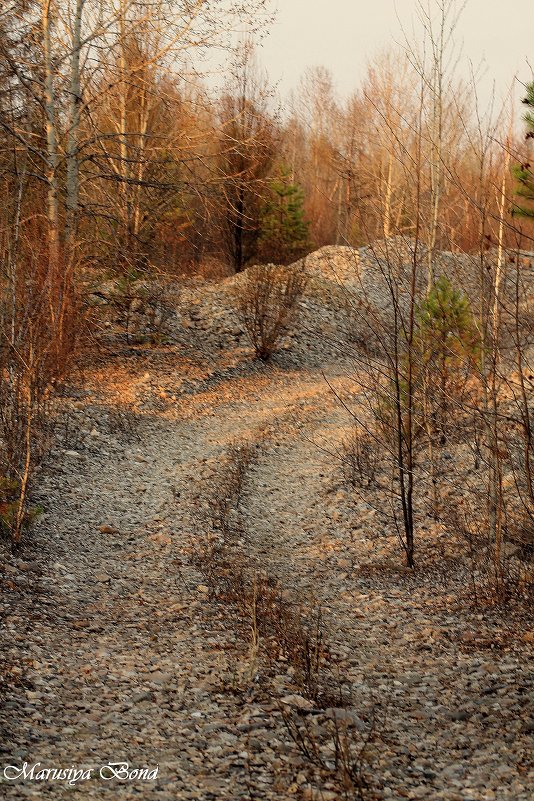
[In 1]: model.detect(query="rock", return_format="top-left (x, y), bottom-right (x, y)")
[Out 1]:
top-left (324, 707), bottom-right (367, 730)
top-left (99, 524), bottom-right (118, 534)
top-left (133, 691), bottom-right (153, 703)
top-left (409, 788), bottom-right (431, 799)
top-left (15, 560), bottom-right (38, 572)
top-left (448, 709), bottom-right (472, 722)
top-left (280, 694), bottom-right (315, 710)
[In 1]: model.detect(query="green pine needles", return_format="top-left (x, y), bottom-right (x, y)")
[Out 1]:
top-left (512, 82), bottom-right (534, 219)
top-left (416, 276), bottom-right (479, 358)
top-left (414, 276), bottom-right (480, 436)
top-left (259, 165), bottom-right (310, 264)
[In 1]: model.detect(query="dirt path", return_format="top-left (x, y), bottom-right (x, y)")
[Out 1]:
top-left (0, 358), bottom-right (351, 800)
top-left (0, 351), bottom-right (532, 801)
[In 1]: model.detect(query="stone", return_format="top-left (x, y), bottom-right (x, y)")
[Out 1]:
top-left (99, 524), bottom-right (118, 534)
top-left (324, 707), bottom-right (366, 730)
top-left (280, 694), bottom-right (315, 710)
top-left (449, 709), bottom-right (472, 722)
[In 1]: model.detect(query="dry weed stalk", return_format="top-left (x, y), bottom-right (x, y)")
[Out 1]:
top-left (195, 435), bottom-right (340, 705)
top-left (279, 704), bottom-right (380, 800)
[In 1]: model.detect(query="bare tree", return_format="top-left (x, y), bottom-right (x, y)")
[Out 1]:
top-left (217, 41), bottom-right (278, 272)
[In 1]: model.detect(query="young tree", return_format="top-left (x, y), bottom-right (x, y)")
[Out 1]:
top-left (512, 82), bottom-right (534, 220)
top-left (258, 166), bottom-right (310, 264)
top-left (415, 276), bottom-right (480, 439)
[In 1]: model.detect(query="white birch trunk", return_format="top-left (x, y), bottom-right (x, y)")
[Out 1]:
top-left (42, 0), bottom-right (60, 270)
top-left (65, 0), bottom-right (85, 250)
top-left (489, 145), bottom-right (511, 573)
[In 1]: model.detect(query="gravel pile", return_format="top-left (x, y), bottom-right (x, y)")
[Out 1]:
top-left (168, 239), bottom-right (534, 365)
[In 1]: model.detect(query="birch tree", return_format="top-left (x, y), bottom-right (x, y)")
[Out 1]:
top-left (402, 0), bottom-right (466, 288)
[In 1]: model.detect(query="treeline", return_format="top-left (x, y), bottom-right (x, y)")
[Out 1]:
top-left (1, 1), bottom-right (532, 286)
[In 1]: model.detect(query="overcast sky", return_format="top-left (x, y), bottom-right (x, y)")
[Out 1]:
top-left (255, 0), bottom-right (532, 108)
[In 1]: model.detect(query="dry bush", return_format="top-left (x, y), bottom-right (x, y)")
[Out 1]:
top-left (206, 439), bottom-right (257, 539)
top-left (339, 426), bottom-right (381, 488)
top-left (200, 549), bottom-right (329, 702)
top-left (105, 271), bottom-right (178, 345)
top-left (280, 705), bottom-right (380, 801)
top-left (0, 233), bottom-right (77, 542)
top-left (234, 264), bottom-right (307, 360)
top-left (180, 256), bottom-right (232, 281)
top-left (447, 505), bottom-right (534, 606)
top-left (342, 296), bottom-right (382, 355)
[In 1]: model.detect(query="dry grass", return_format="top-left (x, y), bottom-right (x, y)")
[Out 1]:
top-left (279, 704), bottom-right (381, 801)
top-left (339, 426), bottom-right (381, 489)
top-left (194, 435), bottom-right (345, 706)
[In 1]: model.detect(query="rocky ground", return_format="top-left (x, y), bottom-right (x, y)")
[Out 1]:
top-left (0, 245), bottom-right (533, 800)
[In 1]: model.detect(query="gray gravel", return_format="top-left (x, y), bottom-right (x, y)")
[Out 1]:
top-left (0, 244), bottom-right (532, 799)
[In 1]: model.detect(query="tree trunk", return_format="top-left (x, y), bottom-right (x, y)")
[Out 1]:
top-left (119, 0), bottom-right (132, 262)
top-left (65, 0), bottom-right (85, 250)
top-left (42, 0), bottom-right (60, 272)
top-left (488, 146), bottom-right (510, 581)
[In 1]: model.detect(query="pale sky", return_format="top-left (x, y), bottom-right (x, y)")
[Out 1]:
top-left (256, 0), bottom-right (532, 107)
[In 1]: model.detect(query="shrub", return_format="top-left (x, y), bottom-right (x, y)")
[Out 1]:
top-left (0, 477), bottom-right (42, 538)
top-left (234, 264), bottom-right (307, 360)
top-left (0, 228), bottom-right (76, 543)
top-left (106, 269), bottom-right (176, 345)
top-left (340, 426), bottom-right (380, 488)
top-left (414, 276), bottom-right (480, 437)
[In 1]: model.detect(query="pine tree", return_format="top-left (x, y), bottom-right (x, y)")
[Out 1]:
top-left (415, 276), bottom-right (480, 434)
top-left (512, 82), bottom-right (534, 219)
top-left (258, 166), bottom-right (310, 264)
